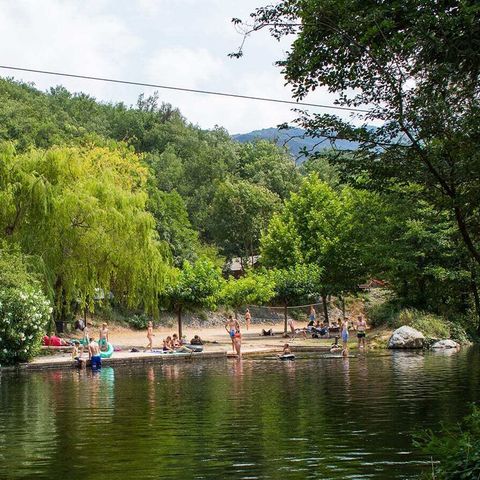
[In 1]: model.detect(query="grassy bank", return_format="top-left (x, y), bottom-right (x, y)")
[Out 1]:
top-left (365, 290), bottom-right (472, 346)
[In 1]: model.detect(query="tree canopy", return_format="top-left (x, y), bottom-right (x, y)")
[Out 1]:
top-left (236, 0), bottom-right (480, 270)
top-left (0, 142), bottom-right (170, 320)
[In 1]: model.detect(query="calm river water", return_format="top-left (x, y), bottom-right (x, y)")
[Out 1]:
top-left (1, 347), bottom-right (479, 480)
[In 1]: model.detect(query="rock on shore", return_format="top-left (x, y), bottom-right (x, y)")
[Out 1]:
top-left (432, 339), bottom-right (459, 349)
top-left (388, 326), bottom-right (425, 349)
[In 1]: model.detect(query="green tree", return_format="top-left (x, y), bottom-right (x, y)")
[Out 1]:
top-left (269, 264), bottom-right (322, 333)
top-left (236, 0), bottom-right (480, 276)
top-left (0, 142), bottom-right (170, 321)
top-left (209, 179), bottom-right (280, 263)
top-left (147, 188), bottom-right (200, 266)
top-left (261, 175), bottom-right (383, 320)
top-left (220, 270), bottom-right (275, 319)
top-left (161, 259), bottom-right (224, 338)
top-left (379, 186), bottom-right (471, 318)
top-left (234, 140), bottom-right (300, 200)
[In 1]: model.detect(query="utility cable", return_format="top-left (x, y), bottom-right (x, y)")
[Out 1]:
top-left (0, 65), bottom-right (371, 113)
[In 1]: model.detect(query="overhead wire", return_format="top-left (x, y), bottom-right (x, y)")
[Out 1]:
top-left (0, 64), bottom-right (371, 114)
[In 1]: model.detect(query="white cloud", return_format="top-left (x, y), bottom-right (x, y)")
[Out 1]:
top-left (146, 47), bottom-right (224, 87)
top-left (0, 0), bottom-right (358, 132)
top-left (0, 0), bottom-right (140, 98)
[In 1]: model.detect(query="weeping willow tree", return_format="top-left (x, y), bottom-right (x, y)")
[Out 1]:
top-left (0, 141), bottom-right (171, 321)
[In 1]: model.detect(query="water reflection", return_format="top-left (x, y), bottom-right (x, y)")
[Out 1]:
top-left (0, 347), bottom-right (479, 480)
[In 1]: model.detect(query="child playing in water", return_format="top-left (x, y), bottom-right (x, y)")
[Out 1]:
top-left (282, 343), bottom-right (292, 355)
top-left (145, 321), bottom-right (154, 352)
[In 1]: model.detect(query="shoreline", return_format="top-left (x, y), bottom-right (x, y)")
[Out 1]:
top-left (2, 322), bottom-right (395, 372)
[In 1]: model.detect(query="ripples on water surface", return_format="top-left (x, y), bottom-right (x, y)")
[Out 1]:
top-left (0, 347), bottom-right (479, 480)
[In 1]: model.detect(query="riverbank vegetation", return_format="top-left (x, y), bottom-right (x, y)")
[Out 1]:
top-left (0, 48), bottom-right (479, 362)
top-left (416, 405), bottom-right (480, 480)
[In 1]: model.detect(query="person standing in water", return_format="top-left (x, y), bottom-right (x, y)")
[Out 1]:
top-left (244, 308), bottom-right (251, 331)
top-left (233, 329), bottom-right (242, 357)
top-left (341, 319), bottom-right (349, 357)
top-left (145, 321), bottom-right (154, 352)
top-left (88, 338), bottom-right (102, 370)
top-left (356, 315), bottom-right (368, 349)
top-left (225, 315), bottom-right (239, 353)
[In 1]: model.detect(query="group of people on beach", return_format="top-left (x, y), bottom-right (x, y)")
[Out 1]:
top-left (70, 322), bottom-right (111, 370)
top-left (145, 320), bottom-right (203, 353)
top-left (287, 306), bottom-right (368, 357)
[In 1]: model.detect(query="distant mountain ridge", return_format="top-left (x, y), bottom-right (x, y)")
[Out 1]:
top-left (232, 127), bottom-right (359, 161)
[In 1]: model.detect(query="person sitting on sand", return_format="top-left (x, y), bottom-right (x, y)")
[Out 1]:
top-left (287, 319), bottom-right (306, 339)
top-left (315, 321), bottom-right (328, 337)
top-left (72, 341), bottom-right (86, 368)
top-left (172, 334), bottom-right (192, 353)
top-left (190, 335), bottom-right (203, 345)
top-left (46, 332), bottom-right (70, 347)
top-left (163, 337), bottom-right (173, 352)
top-left (74, 318), bottom-right (85, 331)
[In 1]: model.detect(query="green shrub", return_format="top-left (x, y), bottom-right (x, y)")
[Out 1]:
top-left (128, 313), bottom-right (150, 330)
top-left (396, 309), bottom-right (450, 339)
top-left (0, 286), bottom-right (52, 365)
top-left (416, 405), bottom-right (480, 480)
top-left (366, 300), bottom-right (401, 327)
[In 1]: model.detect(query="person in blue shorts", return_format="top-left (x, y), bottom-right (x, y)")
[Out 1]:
top-left (88, 338), bottom-right (102, 370)
top-left (225, 315), bottom-right (239, 354)
top-left (341, 320), bottom-right (349, 357)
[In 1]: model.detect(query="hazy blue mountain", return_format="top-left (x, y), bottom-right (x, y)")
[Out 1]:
top-left (232, 127), bottom-right (359, 162)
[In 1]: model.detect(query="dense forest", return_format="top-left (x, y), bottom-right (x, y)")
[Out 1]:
top-left (0, 74), bottom-right (478, 363)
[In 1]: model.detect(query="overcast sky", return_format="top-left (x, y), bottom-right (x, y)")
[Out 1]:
top-left (0, 0), bottom-right (356, 134)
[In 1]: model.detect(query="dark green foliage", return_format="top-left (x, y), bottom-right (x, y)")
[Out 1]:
top-left (128, 313), bottom-right (151, 330)
top-left (240, 0), bottom-right (480, 332)
top-left (416, 405), bottom-right (480, 480)
top-left (209, 179), bottom-right (280, 261)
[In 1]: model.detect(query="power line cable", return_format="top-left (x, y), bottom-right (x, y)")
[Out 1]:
top-left (0, 65), bottom-right (371, 113)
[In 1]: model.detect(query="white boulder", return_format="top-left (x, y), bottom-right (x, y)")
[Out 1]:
top-left (388, 326), bottom-right (425, 349)
top-left (432, 339), bottom-right (459, 349)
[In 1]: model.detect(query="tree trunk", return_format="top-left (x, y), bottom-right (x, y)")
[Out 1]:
top-left (284, 303), bottom-right (288, 334)
top-left (322, 293), bottom-right (329, 324)
top-left (455, 206), bottom-right (480, 267)
top-left (177, 305), bottom-right (183, 339)
top-left (470, 269), bottom-right (480, 336)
